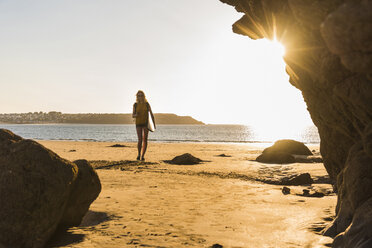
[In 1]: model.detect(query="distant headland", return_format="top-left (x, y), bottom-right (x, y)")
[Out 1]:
top-left (0, 112), bottom-right (204, 125)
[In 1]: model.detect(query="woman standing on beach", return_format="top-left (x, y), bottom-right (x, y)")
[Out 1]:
top-left (132, 90), bottom-right (156, 161)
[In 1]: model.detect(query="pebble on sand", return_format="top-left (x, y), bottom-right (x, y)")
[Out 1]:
top-left (282, 187), bottom-right (291, 195)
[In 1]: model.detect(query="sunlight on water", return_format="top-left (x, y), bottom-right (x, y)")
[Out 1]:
top-left (250, 124), bottom-right (317, 143)
top-left (0, 124), bottom-right (320, 144)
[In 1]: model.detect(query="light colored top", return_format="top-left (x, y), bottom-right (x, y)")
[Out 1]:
top-left (135, 102), bottom-right (148, 125)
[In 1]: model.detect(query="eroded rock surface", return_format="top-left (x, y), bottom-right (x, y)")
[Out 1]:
top-left (60, 159), bottom-right (101, 228)
top-left (280, 173), bottom-right (314, 186)
top-left (0, 129), bottom-right (101, 248)
top-left (256, 151), bottom-right (295, 164)
top-left (219, 1), bottom-right (372, 247)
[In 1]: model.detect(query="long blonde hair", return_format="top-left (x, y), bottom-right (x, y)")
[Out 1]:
top-left (136, 90), bottom-right (148, 103)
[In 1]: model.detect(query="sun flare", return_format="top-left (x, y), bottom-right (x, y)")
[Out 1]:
top-left (215, 37), bottom-right (312, 141)
top-left (271, 39), bottom-right (286, 57)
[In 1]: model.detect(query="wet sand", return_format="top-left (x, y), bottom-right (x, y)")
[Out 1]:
top-left (39, 141), bottom-right (335, 248)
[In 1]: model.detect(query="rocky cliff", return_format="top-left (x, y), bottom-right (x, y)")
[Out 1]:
top-left (219, 0), bottom-right (372, 247)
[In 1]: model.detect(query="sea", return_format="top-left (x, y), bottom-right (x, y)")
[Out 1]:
top-left (0, 124), bottom-right (320, 144)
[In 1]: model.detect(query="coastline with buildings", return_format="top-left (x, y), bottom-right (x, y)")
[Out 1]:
top-left (0, 112), bottom-right (204, 125)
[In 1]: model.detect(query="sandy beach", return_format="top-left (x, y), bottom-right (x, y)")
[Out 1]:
top-left (39, 141), bottom-right (335, 248)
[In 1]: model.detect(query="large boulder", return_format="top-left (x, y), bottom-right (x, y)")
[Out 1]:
top-left (256, 139), bottom-right (311, 163)
top-left (220, 1), bottom-right (372, 246)
top-left (0, 129), bottom-right (101, 248)
top-left (262, 140), bottom-right (313, 156)
top-left (256, 151), bottom-right (295, 164)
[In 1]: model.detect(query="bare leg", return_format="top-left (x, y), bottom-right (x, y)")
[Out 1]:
top-left (141, 127), bottom-right (149, 160)
top-left (136, 127), bottom-right (143, 159)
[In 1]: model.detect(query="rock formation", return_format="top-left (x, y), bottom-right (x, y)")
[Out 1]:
top-left (219, 0), bottom-right (372, 247)
top-left (0, 129), bottom-right (101, 248)
top-left (59, 159), bottom-right (101, 228)
top-left (256, 150), bottom-right (295, 163)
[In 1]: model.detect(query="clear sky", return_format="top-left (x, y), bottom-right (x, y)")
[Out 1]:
top-left (0, 0), bottom-right (313, 129)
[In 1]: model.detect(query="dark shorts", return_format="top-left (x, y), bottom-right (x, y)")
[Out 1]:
top-left (136, 124), bottom-right (147, 128)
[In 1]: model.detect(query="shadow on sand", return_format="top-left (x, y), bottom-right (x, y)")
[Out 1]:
top-left (46, 211), bottom-right (110, 247)
top-left (46, 230), bottom-right (84, 248)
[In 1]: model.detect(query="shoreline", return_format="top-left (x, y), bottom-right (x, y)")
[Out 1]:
top-left (0, 123), bottom-right (206, 125)
top-left (39, 140), bottom-right (334, 248)
top-left (0, 124), bottom-right (321, 144)
top-left (35, 139), bottom-right (320, 146)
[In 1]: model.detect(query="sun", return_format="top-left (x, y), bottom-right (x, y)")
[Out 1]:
top-left (271, 38), bottom-right (286, 57)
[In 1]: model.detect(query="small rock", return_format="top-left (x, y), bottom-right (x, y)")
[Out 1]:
top-left (166, 153), bottom-right (202, 165)
top-left (69, 149), bottom-right (76, 152)
top-left (109, 144), bottom-right (127, 148)
top-left (216, 154), bottom-right (231, 157)
top-left (310, 157), bottom-right (323, 163)
top-left (303, 189), bottom-right (310, 196)
top-left (282, 186), bottom-right (291, 195)
top-left (281, 173), bottom-right (314, 186)
top-left (210, 244), bottom-right (223, 248)
top-left (299, 190), bottom-right (325, 198)
top-left (309, 192), bottom-right (325, 198)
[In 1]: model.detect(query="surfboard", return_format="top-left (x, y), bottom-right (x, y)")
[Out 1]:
top-left (147, 111), bottom-right (155, 132)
